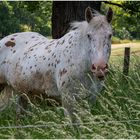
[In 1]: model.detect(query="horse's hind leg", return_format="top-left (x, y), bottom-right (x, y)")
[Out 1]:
top-left (0, 85), bottom-right (13, 111)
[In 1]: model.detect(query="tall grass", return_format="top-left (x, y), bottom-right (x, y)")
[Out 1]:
top-left (0, 55), bottom-right (140, 139)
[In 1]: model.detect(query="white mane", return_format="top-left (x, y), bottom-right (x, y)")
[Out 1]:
top-left (69, 10), bottom-right (108, 37)
top-left (70, 21), bottom-right (88, 36)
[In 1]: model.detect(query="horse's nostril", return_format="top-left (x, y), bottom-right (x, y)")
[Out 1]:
top-left (100, 64), bottom-right (108, 71)
top-left (105, 64), bottom-right (108, 69)
top-left (92, 64), bottom-right (96, 70)
top-left (97, 75), bottom-right (105, 81)
top-left (91, 64), bottom-right (108, 72)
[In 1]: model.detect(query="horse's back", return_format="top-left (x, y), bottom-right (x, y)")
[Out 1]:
top-left (0, 32), bottom-right (48, 49)
top-left (0, 32), bottom-right (49, 85)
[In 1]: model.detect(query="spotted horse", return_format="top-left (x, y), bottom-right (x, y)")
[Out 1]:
top-left (0, 7), bottom-right (113, 123)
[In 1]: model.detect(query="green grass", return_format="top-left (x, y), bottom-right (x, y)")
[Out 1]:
top-left (0, 47), bottom-right (140, 138)
top-left (111, 36), bottom-right (140, 44)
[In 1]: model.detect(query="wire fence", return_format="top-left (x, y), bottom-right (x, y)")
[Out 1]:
top-left (111, 54), bottom-right (139, 57)
top-left (0, 119), bottom-right (140, 129)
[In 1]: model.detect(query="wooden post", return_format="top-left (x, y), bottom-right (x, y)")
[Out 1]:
top-left (123, 47), bottom-right (130, 77)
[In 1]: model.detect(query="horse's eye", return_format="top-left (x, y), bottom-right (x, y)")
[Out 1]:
top-left (109, 34), bottom-right (112, 39)
top-left (87, 34), bottom-right (91, 40)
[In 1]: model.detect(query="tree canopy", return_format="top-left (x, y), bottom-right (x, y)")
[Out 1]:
top-left (104, 1), bottom-right (140, 39)
top-left (0, 1), bottom-right (52, 38)
top-left (0, 1), bottom-right (140, 40)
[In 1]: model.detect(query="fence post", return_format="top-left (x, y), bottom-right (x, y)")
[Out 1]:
top-left (123, 47), bottom-right (130, 78)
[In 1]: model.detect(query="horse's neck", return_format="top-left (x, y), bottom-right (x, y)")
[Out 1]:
top-left (73, 30), bottom-right (89, 57)
top-left (67, 30), bottom-right (90, 71)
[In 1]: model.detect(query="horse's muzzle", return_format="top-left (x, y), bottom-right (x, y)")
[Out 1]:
top-left (91, 64), bottom-right (109, 81)
top-left (95, 71), bottom-right (108, 81)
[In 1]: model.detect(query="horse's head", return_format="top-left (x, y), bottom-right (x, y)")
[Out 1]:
top-left (85, 7), bottom-right (113, 80)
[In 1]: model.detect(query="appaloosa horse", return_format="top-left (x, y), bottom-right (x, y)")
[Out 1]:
top-left (0, 7), bottom-right (113, 121)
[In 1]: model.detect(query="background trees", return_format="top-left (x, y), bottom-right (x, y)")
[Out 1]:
top-left (51, 1), bottom-right (101, 38)
top-left (0, 1), bottom-right (140, 40)
top-left (104, 1), bottom-right (140, 40)
top-left (0, 1), bottom-right (52, 38)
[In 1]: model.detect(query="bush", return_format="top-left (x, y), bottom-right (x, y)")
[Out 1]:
top-left (111, 36), bottom-right (121, 44)
top-left (120, 39), bottom-right (132, 44)
top-left (113, 27), bottom-right (133, 40)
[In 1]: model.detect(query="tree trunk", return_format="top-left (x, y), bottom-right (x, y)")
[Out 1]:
top-left (52, 1), bottom-right (101, 39)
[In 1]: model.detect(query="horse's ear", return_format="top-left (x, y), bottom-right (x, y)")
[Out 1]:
top-left (106, 7), bottom-right (113, 23)
top-left (85, 7), bottom-right (93, 23)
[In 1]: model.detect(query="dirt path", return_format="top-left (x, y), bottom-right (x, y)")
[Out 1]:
top-left (112, 42), bottom-right (140, 48)
top-left (111, 42), bottom-right (140, 56)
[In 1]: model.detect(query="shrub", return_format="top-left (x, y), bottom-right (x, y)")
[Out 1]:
top-left (111, 36), bottom-right (121, 44)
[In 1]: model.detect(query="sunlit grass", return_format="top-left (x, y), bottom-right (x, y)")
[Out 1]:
top-left (111, 42), bottom-right (140, 56)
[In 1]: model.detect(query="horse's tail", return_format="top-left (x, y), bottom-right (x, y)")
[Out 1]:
top-left (0, 86), bottom-right (13, 111)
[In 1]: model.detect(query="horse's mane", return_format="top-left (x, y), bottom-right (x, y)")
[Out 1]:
top-left (69, 9), bottom-right (106, 36)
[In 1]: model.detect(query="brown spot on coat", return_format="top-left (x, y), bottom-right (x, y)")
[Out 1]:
top-left (57, 60), bottom-right (60, 64)
top-left (50, 40), bottom-right (55, 43)
top-left (62, 81), bottom-right (65, 86)
top-left (5, 41), bottom-right (15, 47)
top-left (13, 50), bottom-right (16, 53)
top-left (11, 38), bottom-right (15, 40)
top-left (1, 60), bottom-right (6, 64)
top-left (69, 36), bottom-right (73, 40)
top-left (45, 46), bottom-right (48, 49)
top-left (13, 34), bottom-right (18, 37)
top-left (61, 40), bottom-right (65, 44)
top-left (47, 50), bottom-right (51, 53)
top-left (59, 68), bottom-right (67, 77)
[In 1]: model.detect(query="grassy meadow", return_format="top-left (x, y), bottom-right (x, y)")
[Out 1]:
top-left (0, 43), bottom-right (140, 139)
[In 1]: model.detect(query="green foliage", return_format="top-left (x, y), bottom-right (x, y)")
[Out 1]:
top-left (116, 2), bottom-right (140, 39)
top-left (102, 1), bottom-right (140, 40)
top-left (0, 1), bottom-right (52, 38)
top-left (122, 1), bottom-right (140, 14)
top-left (0, 1), bottom-right (140, 40)
top-left (111, 36), bottom-right (121, 44)
top-left (114, 27), bottom-right (132, 40)
top-left (111, 36), bottom-right (132, 44)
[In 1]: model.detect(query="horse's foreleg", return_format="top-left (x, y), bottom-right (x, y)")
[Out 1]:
top-left (61, 91), bottom-right (81, 137)
top-left (16, 93), bottom-right (29, 123)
